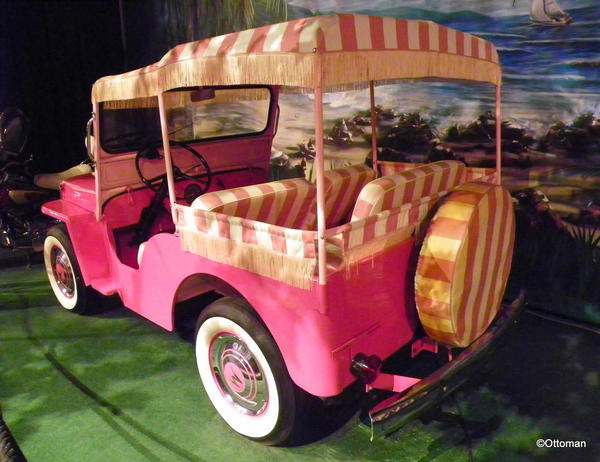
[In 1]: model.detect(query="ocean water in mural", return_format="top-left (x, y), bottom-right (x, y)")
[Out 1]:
top-left (276, 3), bottom-right (600, 138)
top-left (274, 2), bottom-right (600, 185)
top-left (436, 4), bottom-right (600, 128)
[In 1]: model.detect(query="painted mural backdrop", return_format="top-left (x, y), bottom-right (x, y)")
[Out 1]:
top-left (269, 0), bottom-right (599, 324)
top-left (137, 0), bottom-right (598, 323)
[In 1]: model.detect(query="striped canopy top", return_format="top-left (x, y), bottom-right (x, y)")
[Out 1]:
top-left (92, 14), bottom-right (501, 104)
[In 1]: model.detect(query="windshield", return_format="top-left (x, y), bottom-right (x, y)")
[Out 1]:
top-left (100, 86), bottom-right (272, 154)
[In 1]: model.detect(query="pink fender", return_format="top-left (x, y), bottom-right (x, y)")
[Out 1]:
top-left (132, 233), bottom-right (417, 397)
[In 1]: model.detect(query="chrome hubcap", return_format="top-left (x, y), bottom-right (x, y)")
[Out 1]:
top-left (210, 333), bottom-right (268, 415)
top-left (51, 246), bottom-right (75, 299)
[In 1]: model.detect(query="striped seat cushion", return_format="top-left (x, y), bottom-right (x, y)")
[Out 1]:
top-left (378, 161), bottom-right (421, 176)
top-left (379, 161), bottom-right (496, 185)
top-left (351, 161), bottom-right (466, 220)
top-left (191, 178), bottom-right (316, 230)
top-left (321, 164), bottom-right (376, 228)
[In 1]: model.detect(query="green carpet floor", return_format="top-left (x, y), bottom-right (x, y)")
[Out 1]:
top-left (0, 264), bottom-right (598, 462)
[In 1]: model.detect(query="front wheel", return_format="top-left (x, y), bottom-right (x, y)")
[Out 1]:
top-left (195, 298), bottom-right (303, 445)
top-left (43, 224), bottom-right (95, 314)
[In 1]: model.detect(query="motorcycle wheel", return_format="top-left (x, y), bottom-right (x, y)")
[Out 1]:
top-left (43, 224), bottom-right (96, 314)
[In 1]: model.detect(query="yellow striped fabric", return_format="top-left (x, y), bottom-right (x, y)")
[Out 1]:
top-left (415, 182), bottom-right (515, 347)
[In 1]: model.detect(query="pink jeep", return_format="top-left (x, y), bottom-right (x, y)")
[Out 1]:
top-left (42, 14), bottom-right (522, 445)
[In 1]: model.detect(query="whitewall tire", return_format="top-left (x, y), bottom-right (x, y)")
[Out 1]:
top-left (195, 298), bottom-right (301, 445)
top-left (44, 225), bottom-right (94, 314)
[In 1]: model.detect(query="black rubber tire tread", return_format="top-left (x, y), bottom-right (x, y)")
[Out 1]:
top-left (0, 410), bottom-right (27, 462)
top-left (45, 224), bottom-right (99, 315)
top-left (196, 297), bottom-right (309, 446)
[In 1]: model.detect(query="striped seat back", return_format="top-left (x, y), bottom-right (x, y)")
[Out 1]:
top-left (322, 165), bottom-right (376, 228)
top-left (351, 161), bottom-right (466, 220)
top-left (192, 178), bottom-right (316, 230)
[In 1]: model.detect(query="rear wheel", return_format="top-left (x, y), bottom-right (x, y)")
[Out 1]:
top-left (195, 297), bottom-right (302, 445)
top-left (44, 224), bottom-right (95, 314)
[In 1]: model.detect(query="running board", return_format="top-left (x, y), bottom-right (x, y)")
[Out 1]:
top-left (89, 276), bottom-right (119, 296)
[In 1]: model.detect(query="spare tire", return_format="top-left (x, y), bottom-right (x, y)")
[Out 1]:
top-left (415, 182), bottom-right (515, 348)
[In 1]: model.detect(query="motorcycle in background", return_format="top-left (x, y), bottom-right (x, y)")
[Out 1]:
top-left (0, 107), bottom-right (92, 253)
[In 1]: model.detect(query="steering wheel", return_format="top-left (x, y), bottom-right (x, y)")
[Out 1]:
top-left (135, 140), bottom-right (212, 202)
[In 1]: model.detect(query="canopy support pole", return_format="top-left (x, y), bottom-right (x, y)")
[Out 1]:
top-left (92, 103), bottom-right (102, 220)
top-left (495, 85), bottom-right (502, 185)
top-left (314, 45), bottom-right (327, 286)
top-left (369, 81), bottom-right (378, 177)
top-left (157, 92), bottom-right (178, 220)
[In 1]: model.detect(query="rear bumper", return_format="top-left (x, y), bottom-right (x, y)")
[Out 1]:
top-left (366, 290), bottom-right (526, 437)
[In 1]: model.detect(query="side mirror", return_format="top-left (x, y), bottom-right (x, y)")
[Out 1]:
top-left (190, 88), bottom-right (215, 102)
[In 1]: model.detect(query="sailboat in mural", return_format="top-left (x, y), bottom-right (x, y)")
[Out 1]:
top-left (530, 0), bottom-right (572, 25)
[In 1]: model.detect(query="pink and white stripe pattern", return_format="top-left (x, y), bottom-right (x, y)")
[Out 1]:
top-left (328, 190), bottom-right (451, 253)
top-left (352, 161), bottom-right (467, 221)
top-left (175, 204), bottom-right (316, 260)
top-left (379, 162), bottom-right (497, 186)
top-left (93, 14), bottom-right (501, 102)
top-left (322, 164), bottom-right (376, 228)
top-left (154, 15), bottom-right (499, 62)
top-left (378, 161), bottom-right (422, 176)
top-left (465, 167), bottom-right (497, 183)
top-left (192, 178), bottom-right (316, 230)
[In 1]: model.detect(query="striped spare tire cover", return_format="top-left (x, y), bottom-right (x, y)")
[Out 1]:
top-left (415, 182), bottom-right (515, 348)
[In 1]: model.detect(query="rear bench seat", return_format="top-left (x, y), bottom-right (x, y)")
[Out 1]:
top-left (191, 164), bottom-right (375, 231)
top-left (351, 160), bottom-right (466, 220)
top-left (191, 178), bottom-right (316, 230)
top-left (321, 164), bottom-right (375, 228)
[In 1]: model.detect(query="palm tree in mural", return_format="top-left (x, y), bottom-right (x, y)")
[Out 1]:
top-left (156, 0), bottom-right (288, 46)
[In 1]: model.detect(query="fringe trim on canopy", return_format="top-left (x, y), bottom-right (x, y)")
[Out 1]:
top-left (93, 54), bottom-right (315, 103)
top-left (179, 229), bottom-right (316, 290)
top-left (93, 50), bottom-right (500, 104)
top-left (103, 96), bottom-right (159, 110)
top-left (321, 51), bottom-right (501, 88)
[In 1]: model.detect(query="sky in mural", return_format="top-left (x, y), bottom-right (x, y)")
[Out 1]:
top-left (288, 0), bottom-right (595, 17)
top-left (277, 0), bottom-right (600, 146)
